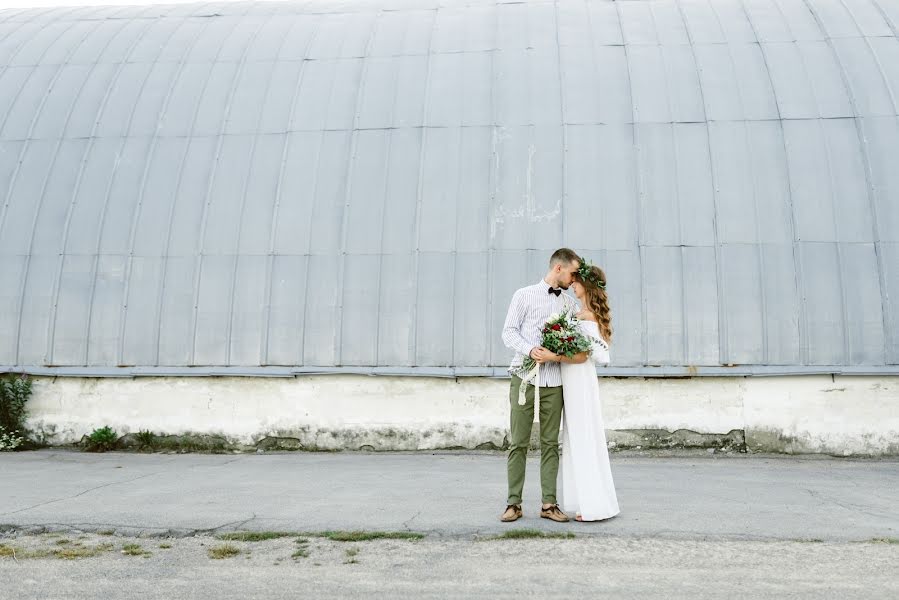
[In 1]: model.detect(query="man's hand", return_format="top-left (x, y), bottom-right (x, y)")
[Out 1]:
top-left (531, 347), bottom-right (557, 364)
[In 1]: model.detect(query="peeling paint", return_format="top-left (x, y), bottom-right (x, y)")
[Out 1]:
top-left (19, 374), bottom-right (899, 456)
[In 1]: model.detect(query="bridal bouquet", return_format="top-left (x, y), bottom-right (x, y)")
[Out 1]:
top-left (513, 308), bottom-right (594, 405)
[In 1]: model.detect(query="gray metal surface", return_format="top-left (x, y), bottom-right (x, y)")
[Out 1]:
top-left (0, 0), bottom-right (897, 375)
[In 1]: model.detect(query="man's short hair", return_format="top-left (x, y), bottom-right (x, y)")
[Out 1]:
top-left (550, 248), bottom-right (580, 267)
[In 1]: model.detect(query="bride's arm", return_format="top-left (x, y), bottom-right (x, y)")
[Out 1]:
top-left (590, 337), bottom-right (610, 365)
top-left (552, 352), bottom-right (588, 364)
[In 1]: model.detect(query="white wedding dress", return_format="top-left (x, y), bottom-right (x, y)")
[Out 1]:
top-left (558, 320), bottom-right (620, 521)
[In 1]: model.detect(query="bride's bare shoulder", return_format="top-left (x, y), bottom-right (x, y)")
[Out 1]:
top-left (576, 309), bottom-right (598, 322)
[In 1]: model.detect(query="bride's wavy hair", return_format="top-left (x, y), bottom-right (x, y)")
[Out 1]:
top-left (576, 265), bottom-right (612, 344)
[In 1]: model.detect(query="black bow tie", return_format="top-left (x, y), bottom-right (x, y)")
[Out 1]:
top-left (547, 287), bottom-right (562, 297)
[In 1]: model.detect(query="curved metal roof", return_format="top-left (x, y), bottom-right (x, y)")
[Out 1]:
top-left (0, 0), bottom-right (897, 377)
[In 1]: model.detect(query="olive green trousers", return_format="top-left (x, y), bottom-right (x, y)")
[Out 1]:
top-left (506, 375), bottom-right (564, 505)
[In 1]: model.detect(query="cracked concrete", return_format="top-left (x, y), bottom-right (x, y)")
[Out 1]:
top-left (2, 532), bottom-right (896, 600)
top-left (1, 450), bottom-right (897, 543)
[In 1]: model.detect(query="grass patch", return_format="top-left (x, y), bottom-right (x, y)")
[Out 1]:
top-left (867, 537), bottom-right (899, 544)
top-left (208, 543), bottom-right (241, 559)
top-left (159, 543), bottom-right (172, 549)
top-left (317, 531), bottom-right (424, 542)
top-left (97, 529), bottom-right (115, 536)
top-left (121, 543), bottom-right (150, 556)
top-left (3, 542), bottom-right (111, 561)
top-left (53, 544), bottom-right (114, 560)
top-left (215, 531), bottom-right (299, 542)
top-left (55, 539), bottom-right (71, 545)
top-left (292, 537), bottom-right (310, 558)
top-left (482, 529), bottom-right (576, 540)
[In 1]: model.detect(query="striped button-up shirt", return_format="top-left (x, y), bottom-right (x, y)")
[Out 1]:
top-left (502, 279), bottom-right (578, 387)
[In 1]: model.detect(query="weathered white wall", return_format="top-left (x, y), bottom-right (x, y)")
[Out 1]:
top-left (23, 375), bottom-right (899, 456)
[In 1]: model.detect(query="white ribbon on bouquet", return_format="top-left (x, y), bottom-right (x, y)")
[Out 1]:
top-left (517, 361), bottom-right (540, 407)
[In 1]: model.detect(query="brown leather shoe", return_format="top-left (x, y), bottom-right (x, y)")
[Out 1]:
top-left (540, 504), bottom-right (570, 523)
top-left (500, 504), bottom-right (523, 522)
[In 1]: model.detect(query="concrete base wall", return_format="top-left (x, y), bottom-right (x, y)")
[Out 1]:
top-left (21, 374), bottom-right (899, 456)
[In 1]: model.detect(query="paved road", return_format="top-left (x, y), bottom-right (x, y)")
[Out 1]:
top-left (1, 450), bottom-right (896, 541)
top-left (1, 450), bottom-right (897, 599)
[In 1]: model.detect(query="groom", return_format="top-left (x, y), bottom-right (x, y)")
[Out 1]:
top-left (499, 248), bottom-right (582, 523)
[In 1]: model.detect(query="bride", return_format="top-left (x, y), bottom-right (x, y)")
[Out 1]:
top-left (559, 262), bottom-right (620, 522)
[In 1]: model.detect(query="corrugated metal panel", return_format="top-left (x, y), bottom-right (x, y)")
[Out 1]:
top-left (0, 0), bottom-right (897, 376)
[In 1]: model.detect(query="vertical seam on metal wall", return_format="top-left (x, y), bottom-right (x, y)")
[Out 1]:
top-left (740, 0), bottom-right (807, 366)
top-left (223, 14), bottom-right (287, 366)
top-left (0, 14), bottom-right (73, 231)
top-left (615, 2), bottom-right (648, 365)
top-left (705, 0), bottom-right (758, 366)
top-left (374, 33), bottom-right (410, 366)
top-left (836, 0), bottom-right (895, 364)
top-left (335, 11), bottom-right (382, 367)
top-left (486, 5), bottom-right (499, 368)
top-left (5, 18), bottom-right (100, 365)
top-left (252, 18), bottom-right (314, 366)
top-left (82, 17), bottom-right (186, 366)
top-left (45, 17), bottom-right (143, 365)
top-left (410, 7), bottom-right (440, 367)
top-left (120, 15), bottom-right (239, 366)
top-left (260, 16), bottom-right (324, 366)
top-left (185, 16), bottom-right (264, 365)
top-left (671, 0), bottom-right (698, 366)
top-left (802, 0), bottom-right (885, 366)
top-left (870, 0), bottom-right (899, 34)
top-left (732, 0), bottom-right (777, 365)
top-left (616, 0), bottom-right (647, 366)
top-left (151, 16), bottom-right (241, 365)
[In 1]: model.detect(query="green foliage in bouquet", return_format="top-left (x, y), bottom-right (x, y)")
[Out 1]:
top-left (518, 309), bottom-right (594, 375)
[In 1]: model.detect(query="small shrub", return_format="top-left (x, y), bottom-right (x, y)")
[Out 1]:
top-left (84, 426), bottom-right (118, 452)
top-left (121, 544), bottom-right (149, 556)
top-left (208, 544), bottom-right (240, 559)
top-left (0, 374), bottom-right (32, 451)
top-left (0, 427), bottom-right (24, 451)
top-left (135, 429), bottom-right (156, 450)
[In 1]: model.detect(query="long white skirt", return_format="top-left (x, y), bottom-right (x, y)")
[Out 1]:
top-left (558, 361), bottom-right (620, 521)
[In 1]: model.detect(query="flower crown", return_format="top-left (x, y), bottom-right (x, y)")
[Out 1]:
top-left (577, 257), bottom-right (606, 290)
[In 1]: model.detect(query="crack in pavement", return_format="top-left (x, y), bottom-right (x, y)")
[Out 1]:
top-left (200, 513), bottom-right (259, 534)
top-left (0, 472), bottom-right (166, 517)
top-left (402, 510), bottom-right (422, 531)
top-left (804, 488), bottom-right (897, 520)
top-left (0, 521), bottom-right (247, 538)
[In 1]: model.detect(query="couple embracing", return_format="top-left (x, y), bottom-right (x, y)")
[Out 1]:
top-left (500, 248), bottom-right (619, 524)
